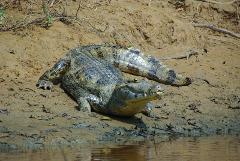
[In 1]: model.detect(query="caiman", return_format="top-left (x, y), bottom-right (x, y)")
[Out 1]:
top-left (37, 47), bottom-right (163, 116)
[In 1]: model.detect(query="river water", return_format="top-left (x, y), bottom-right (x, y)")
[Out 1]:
top-left (1, 136), bottom-right (239, 161)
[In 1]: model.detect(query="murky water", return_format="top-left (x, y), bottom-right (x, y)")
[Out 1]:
top-left (0, 136), bottom-right (239, 161)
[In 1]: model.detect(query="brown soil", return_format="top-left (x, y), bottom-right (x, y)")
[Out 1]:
top-left (0, 0), bottom-right (239, 150)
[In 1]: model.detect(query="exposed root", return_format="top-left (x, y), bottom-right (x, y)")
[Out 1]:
top-left (192, 23), bottom-right (240, 39)
top-left (0, 17), bottom-right (46, 31)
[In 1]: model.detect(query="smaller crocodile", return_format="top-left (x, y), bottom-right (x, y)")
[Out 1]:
top-left (37, 48), bottom-right (163, 116)
top-left (73, 44), bottom-right (192, 86)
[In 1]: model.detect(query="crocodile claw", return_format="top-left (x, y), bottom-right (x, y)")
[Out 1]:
top-left (36, 80), bottom-right (53, 90)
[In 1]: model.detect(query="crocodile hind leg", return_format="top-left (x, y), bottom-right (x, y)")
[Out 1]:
top-left (114, 47), bottom-right (192, 86)
top-left (36, 58), bottom-right (71, 90)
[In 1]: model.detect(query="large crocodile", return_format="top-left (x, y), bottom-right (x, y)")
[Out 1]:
top-left (72, 44), bottom-right (192, 86)
top-left (37, 48), bottom-right (163, 116)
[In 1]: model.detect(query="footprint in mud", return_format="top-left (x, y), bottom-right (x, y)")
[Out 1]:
top-left (187, 101), bottom-right (202, 113)
top-left (209, 94), bottom-right (240, 109)
top-left (227, 95), bottom-right (240, 109)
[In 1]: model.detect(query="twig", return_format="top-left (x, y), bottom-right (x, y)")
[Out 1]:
top-left (192, 23), bottom-right (240, 39)
top-left (160, 49), bottom-right (200, 60)
top-left (0, 13), bottom-right (107, 32)
top-left (236, 3), bottom-right (239, 20)
top-left (0, 17), bottom-right (46, 31)
top-left (75, 2), bottom-right (81, 19)
top-left (196, 0), bottom-right (237, 5)
top-left (49, 0), bottom-right (55, 7)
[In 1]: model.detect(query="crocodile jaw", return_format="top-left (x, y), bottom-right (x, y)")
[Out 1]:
top-left (110, 91), bottom-right (163, 116)
top-left (126, 91), bottom-right (163, 104)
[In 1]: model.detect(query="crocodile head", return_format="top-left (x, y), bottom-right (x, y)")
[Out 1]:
top-left (109, 80), bottom-right (164, 116)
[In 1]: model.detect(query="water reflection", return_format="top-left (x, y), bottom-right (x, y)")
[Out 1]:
top-left (1, 136), bottom-right (239, 161)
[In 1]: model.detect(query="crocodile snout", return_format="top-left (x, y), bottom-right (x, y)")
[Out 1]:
top-left (148, 84), bottom-right (164, 96)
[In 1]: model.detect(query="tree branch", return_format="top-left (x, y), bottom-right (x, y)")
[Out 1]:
top-left (195, 0), bottom-right (237, 5)
top-left (192, 23), bottom-right (240, 39)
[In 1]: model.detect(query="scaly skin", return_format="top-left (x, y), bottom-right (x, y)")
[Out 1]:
top-left (37, 48), bottom-right (163, 116)
top-left (75, 44), bottom-right (192, 86)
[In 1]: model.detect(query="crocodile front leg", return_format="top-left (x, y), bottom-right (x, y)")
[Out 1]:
top-left (36, 58), bottom-right (71, 90)
top-left (77, 94), bottom-right (104, 113)
top-left (77, 97), bottom-right (92, 112)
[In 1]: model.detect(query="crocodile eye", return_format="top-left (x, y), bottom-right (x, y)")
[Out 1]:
top-left (156, 85), bottom-right (161, 91)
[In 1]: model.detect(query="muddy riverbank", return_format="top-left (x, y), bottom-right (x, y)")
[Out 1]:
top-left (0, 0), bottom-right (240, 150)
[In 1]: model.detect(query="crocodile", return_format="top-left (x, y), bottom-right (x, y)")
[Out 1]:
top-left (37, 48), bottom-right (163, 116)
top-left (70, 44), bottom-right (192, 86)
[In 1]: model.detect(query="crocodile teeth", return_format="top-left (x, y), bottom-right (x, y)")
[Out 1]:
top-left (156, 91), bottom-right (163, 95)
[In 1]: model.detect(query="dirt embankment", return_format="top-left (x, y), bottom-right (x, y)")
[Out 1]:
top-left (0, 0), bottom-right (239, 150)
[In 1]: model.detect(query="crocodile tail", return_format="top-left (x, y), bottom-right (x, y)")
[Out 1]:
top-left (146, 55), bottom-right (192, 86)
top-left (116, 48), bottom-right (191, 86)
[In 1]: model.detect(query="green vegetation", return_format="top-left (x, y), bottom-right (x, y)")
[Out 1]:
top-left (42, 0), bottom-right (53, 26)
top-left (46, 15), bottom-right (53, 25)
top-left (0, 7), bottom-right (5, 25)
